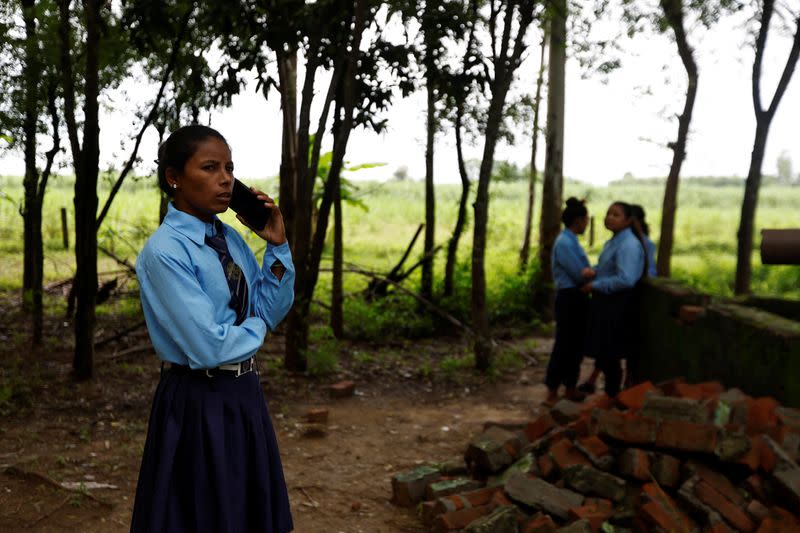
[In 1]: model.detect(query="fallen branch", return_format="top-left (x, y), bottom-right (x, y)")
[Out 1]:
top-left (98, 246), bottom-right (136, 275)
top-left (320, 266), bottom-right (475, 336)
top-left (95, 320), bottom-right (147, 349)
top-left (3, 465), bottom-right (113, 508)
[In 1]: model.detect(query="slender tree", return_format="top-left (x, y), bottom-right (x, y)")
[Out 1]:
top-left (535, 0), bottom-right (567, 318)
top-left (472, 0), bottom-right (537, 370)
top-left (736, 0), bottom-right (800, 294)
top-left (519, 25), bottom-right (548, 271)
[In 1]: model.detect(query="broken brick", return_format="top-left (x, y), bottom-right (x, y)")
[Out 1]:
top-left (391, 465), bottom-right (441, 507)
top-left (549, 439), bottom-right (591, 471)
top-left (574, 435), bottom-right (613, 471)
top-left (756, 507), bottom-right (800, 533)
top-left (551, 399), bottom-right (585, 425)
top-left (656, 419), bottom-right (719, 453)
top-left (594, 410), bottom-right (658, 445)
top-left (650, 453), bottom-right (682, 489)
top-left (641, 394), bottom-right (710, 423)
top-left (689, 478), bottom-right (756, 532)
top-left (673, 381), bottom-right (724, 401)
top-left (747, 397), bottom-right (780, 435)
top-left (426, 477), bottom-right (483, 500)
top-left (328, 380), bottom-right (356, 398)
top-left (464, 505), bottom-right (519, 533)
top-left (435, 504), bottom-right (494, 531)
top-left (618, 448), bottom-right (651, 481)
top-left (563, 464), bottom-right (627, 502)
top-left (679, 305), bottom-right (706, 324)
top-left (520, 512), bottom-right (558, 533)
top-left (616, 381), bottom-right (659, 411)
top-left (568, 503), bottom-right (614, 532)
top-left (505, 472), bottom-right (584, 520)
top-left (525, 413), bottom-right (557, 442)
top-left (465, 426), bottom-right (522, 476)
top-left (433, 486), bottom-right (500, 515)
top-left (747, 499), bottom-right (770, 522)
top-left (303, 407), bottom-right (329, 423)
top-left (641, 483), bottom-right (698, 533)
top-left (538, 453), bottom-right (557, 480)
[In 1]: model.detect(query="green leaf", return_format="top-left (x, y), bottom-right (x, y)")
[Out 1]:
top-left (0, 134), bottom-right (13, 144)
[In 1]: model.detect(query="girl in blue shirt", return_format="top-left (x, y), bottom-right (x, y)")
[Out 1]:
top-left (631, 204), bottom-right (657, 277)
top-left (131, 126), bottom-right (294, 533)
top-left (579, 201), bottom-right (647, 398)
top-left (544, 197), bottom-right (592, 406)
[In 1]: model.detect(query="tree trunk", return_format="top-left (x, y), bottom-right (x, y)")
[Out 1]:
top-left (519, 27), bottom-right (547, 271)
top-left (73, 0), bottom-right (101, 379)
top-left (422, 71), bottom-right (435, 301)
top-left (21, 0), bottom-right (39, 331)
top-left (735, 6), bottom-right (800, 295)
top-left (472, 1), bottom-right (535, 371)
top-left (278, 50), bottom-right (298, 249)
top-left (735, 124), bottom-right (769, 294)
top-left (443, 106), bottom-right (470, 297)
top-left (656, 0), bottom-right (698, 278)
top-left (535, 0), bottom-right (567, 319)
top-left (331, 163), bottom-right (344, 338)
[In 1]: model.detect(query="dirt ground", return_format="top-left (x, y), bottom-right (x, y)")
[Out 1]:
top-left (0, 295), bottom-right (566, 532)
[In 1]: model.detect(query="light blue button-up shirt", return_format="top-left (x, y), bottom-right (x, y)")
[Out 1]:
top-left (592, 227), bottom-right (645, 294)
top-left (136, 203), bottom-right (295, 369)
top-left (552, 229), bottom-right (590, 290)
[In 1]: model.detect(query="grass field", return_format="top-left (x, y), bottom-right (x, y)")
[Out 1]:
top-left (1, 173), bottom-right (799, 309)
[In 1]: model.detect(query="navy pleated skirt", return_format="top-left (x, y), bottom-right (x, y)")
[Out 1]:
top-left (586, 289), bottom-right (635, 361)
top-left (131, 367), bottom-right (293, 533)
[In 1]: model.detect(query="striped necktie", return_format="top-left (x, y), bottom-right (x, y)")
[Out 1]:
top-left (205, 220), bottom-right (249, 326)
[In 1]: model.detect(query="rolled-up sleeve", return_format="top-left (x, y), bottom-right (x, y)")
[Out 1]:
top-left (251, 242), bottom-right (295, 331)
top-left (138, 249), bottom-right (267, 368)
top-left (592, 239), bottom-right (644, 293)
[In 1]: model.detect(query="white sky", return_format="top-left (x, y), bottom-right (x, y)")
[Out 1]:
top-left (1, 8), bottom-right (798, 186)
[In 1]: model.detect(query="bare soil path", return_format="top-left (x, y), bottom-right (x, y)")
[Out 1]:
top-left (0, 303), bottom-right (556, 532)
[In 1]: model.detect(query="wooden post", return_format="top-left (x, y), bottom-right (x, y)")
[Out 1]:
top-left (61, 207), bottom-right (69, 249)
top-left (589, 216), bottom-right (595, 247)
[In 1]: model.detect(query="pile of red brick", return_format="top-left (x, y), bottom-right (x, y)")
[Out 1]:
top-left (390, 379), bottom-right (800, 532)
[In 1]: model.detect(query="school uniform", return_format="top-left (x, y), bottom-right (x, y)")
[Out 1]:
top-left (131, 203), bottom-right (295, 533)
top-left (589, 227), bottom-right (645, 397)
top-left (545, 229), bottom-right (590, 391)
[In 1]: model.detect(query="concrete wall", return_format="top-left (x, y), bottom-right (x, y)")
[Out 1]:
top-left (635, 278), bottom-right (800, 407)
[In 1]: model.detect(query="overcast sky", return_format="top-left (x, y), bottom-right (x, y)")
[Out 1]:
top-left (1, 7), bottom-right (798, 186)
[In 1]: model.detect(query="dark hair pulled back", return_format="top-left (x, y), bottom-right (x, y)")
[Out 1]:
top-left (156, 125), bottom-right (228, 197)
top-left (561, 197), bottom-right (588, 227)
top-left (612, 200), bottom-right (649, 279)
top-left (630, 204), bottom-right (650, 236)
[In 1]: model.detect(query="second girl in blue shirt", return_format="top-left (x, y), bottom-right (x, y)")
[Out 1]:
top-left (580, 201), bottom-right (647, 398)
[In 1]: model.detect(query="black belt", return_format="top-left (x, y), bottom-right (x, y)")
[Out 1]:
top-left (164, 356), bottom-right (257, 378)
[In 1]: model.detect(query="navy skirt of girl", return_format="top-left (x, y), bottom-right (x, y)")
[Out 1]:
top-left (130, 368), bottom-right (293, 533)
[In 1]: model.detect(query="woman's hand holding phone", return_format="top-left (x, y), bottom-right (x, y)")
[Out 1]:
top-left (236, 187), bottom-right (287, 246)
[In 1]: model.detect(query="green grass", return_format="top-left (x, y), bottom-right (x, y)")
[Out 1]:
top-left (1, 173), bottom-right (799, 325)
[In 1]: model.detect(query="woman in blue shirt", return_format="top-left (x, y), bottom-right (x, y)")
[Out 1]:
top-left (131, 126), bottom-right (294, 532)
top-left (544, 197), bottom-right (592, 406)
top-left (631, 204), bottom-right (657, 277)
top-left (580, 201), bottom-right (647, 398)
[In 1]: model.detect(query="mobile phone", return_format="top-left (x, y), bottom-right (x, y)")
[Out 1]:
top-left (229, 178), bottom-right (272, 230)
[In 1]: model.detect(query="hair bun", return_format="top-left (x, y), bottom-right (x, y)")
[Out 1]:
top-left (565, 197), bottom-right (581, 208)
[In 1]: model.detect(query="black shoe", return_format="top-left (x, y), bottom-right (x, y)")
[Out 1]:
top-left (577, 382), bottom-right (596, 394)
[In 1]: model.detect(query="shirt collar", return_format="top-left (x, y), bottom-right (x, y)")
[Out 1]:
top-left (163, 203), bottom-right (220, 246)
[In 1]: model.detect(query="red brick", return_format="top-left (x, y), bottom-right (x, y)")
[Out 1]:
top-left (747, 500), bottom-right (769, 522)
top-left (569, 503), bottom-right (614, 532)
top-left (490, 489), bottom-right (515, 508)
top-left (658, 377), bottom-right (687, 397)
top-left (617, 381), bottom-right (659, 411)
top-left (329, 380), bottom-right (356, 398)
top-left (693, 479), bottom-right (756, 532)
top-left (594, 410), bottom-right (658, 445)
top-left (679, 304), bottom-right (706, 324)
top-left (538, 454), bottom-right (556, 479)
top-left (673, 381), bottom-right (724, 400)
top-left (521, 513), bottom-right (557, 533)
top-left (687, 461), bottom-right (747, 507)
top-left (581, 393), bottom-right (615, 414)
top-left (708, 519), bottom-right (737, 533)
top-left (656, 419), bottom-right (719, 453)
top-left (575, 435), bottom-right (612, 463)
top-left (432, 486), bottom-right (500, 515)
top-left (736, 436), bottom-right (763, 471)
top-left (304, 407), bottom-right (329, 423)
top-left (759, 437), bottom-right (778, 473)
top-left (756, 507), bottom-right (800, 533)
top-left (525, 413), bottom-right (557, 442)
top-left (618, 448), bottom-right (651, 481)
top-left (566, 413), bottom-right (591, 438)
top-left (744, 474), bottom-right (769, 503)
top-left (548, 438), bottom-right (590, 471)
top-left (434, 504), bottom-right (494, 531)
top-left (640, 501), bottom-right (697, 533)
top-left (747, 397), bottom-right (780, 435)
top-left (651, 453), bottom-right (682, 488)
